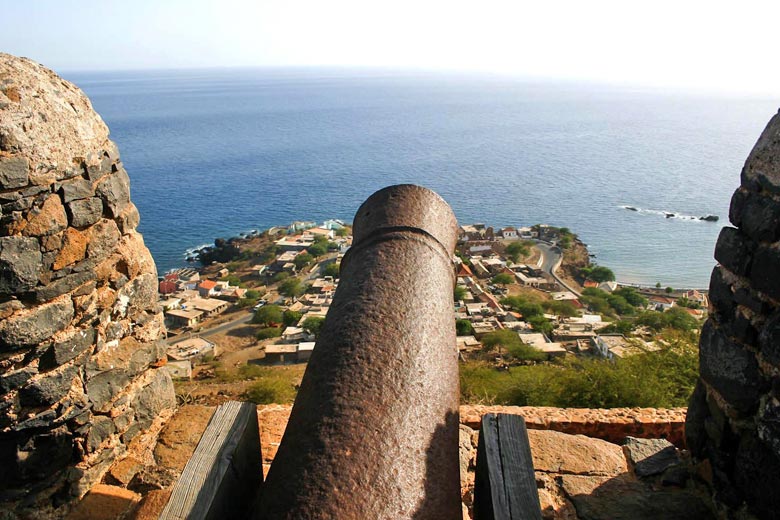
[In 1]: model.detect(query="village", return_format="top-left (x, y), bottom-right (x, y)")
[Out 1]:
top-left (153, 218), bottom-right (708, 392)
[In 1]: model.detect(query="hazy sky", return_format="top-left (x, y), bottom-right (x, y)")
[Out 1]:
top-left (2, 0), bottom-right (780, 95)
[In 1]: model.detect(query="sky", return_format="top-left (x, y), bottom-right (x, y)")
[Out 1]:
top-left (2, 0), bottom-right (780, 95)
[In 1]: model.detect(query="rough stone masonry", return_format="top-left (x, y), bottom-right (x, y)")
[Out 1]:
top-left (686, 109), bottom-right (780, 520)
top-left (0, 53), bottom-right (175, 516)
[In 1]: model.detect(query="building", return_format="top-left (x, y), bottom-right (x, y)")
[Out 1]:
top-left (264, 344), bottom-right (299, 364)
top-left (198, 280), bottom-right (218, 297)
top-left (165, 308), bottom-right (203, 329)
top-left (159, 280), bottom-right (177, 295)
top-left (275, 235), bottom-right (315, 251)
top-left (305, 227), bottom-right (335, 239)
top-left (167, 337), bottom-right (218, 362)
top-left (500, 227), bottom-right (518, 240)
top-left (187, 297), bottom-right (229, 317)
top-left (322, 219), bottom-right (346, 230)
top-left (297, 341), bottom-right (316, 362)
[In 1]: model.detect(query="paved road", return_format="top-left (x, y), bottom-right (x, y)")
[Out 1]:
top-left (533, 240), bottom-right (582, 297)
top-left (167, 311), bottom-right (253, 344)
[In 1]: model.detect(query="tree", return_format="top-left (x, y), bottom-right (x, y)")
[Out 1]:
top-left (279, 277), bottom-right (304, 298)
top-left (655, 282), bottom-right (662, 289)
top-left (222, 274), bottom-right (242, 286)
top-left (456, 319), bottom-right (474, 336)
top-left (612, 287), bottom-right (647, 308)
top-left (335, 228), bottom-right (348, 237)
top-left (283, 310), bottom-right (302, 327)
top-left (528, 315), bottom-right (554, 336)
top-left (665, 287), bottom-right (674, 294)
top-left (302, 316), bottom-right (325, 337)
top-left (253, 305), bottom-right (283, 326)
top-left (606, 294), bottom-right (634, 316)
top-left (454, 285), bottom-right (468, 302)
top-left (582, 265), bottom-right (615, 282)
top-left (481, 330), bottom-right (545, 361)
top-left (500, 296), bottom-right (544, 319)
top-left (307, 243), bottom-right (328, 257)
top-left (273, 272), bottom-right (290, 283)
top-left (505, 241), bottom-right (531, 263)
top-left (492, 273), bottom-right (514, 286)
top-left (322, 262), bottom-right (340, 278)
top-left (245, 289), bottom-right (263, 300)
top-left (542, 300), bottom-right (578, 318)
top-left (294, 253), bottom-right (314, 269)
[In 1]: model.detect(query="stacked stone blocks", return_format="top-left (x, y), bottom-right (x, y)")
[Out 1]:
top-left (686, 109), bottom-right (780, 519)
top-left (0, 53), bottom-right (175, 514)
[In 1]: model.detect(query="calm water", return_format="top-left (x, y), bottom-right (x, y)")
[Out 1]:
top-left (65, 68), bottom-right (778, 288)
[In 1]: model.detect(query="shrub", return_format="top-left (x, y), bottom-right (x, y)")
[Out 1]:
top-left (279, 277), bottom-right (304, 297)
top-left (307, 243), bottom-right (328, 257)
top-left (456, 319), bottom-right (474, 336)
top-left (322, 262), bottom-right (340, 278)
top-left (244, 377), bottom-right (297, 404)
top-left (492, 273), bottom-right (514, 286)
top-left (582, 265), bottom-right (615, 282)
top-left (283, 310), bottom-right (302, 327)
top-left (253, 304), bottom-right (283, 325)
top-left (454, 285), bottom-right (468, 301)
top-left (302, 316), bottom-right (325, 337)
top-left (256, 327), bottom-right (283, 340)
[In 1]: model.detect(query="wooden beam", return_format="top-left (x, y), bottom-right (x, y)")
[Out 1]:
top-left (160, 401), bottom-right (262, 520)
top-left (473, 413), bottom-right (542, 520)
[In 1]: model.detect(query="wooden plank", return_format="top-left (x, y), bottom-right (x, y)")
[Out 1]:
top-left (159, 401), bottom-right (262, 520)
top-left (473, 413), bottom-right (542, 520)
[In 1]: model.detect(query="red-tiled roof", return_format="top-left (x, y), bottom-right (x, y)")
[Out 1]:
top-left (199, 280), bottom-right (217, 290)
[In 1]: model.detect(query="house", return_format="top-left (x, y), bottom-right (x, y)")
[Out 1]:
top-left (275, 235), bottom-right (315, 251)
top-left (500, 227), bottom-right (518, 240)
top-left (456, 336), bottom-right (482, 353)
top-left (282, 326), bottom-right (308, 342)
top-left (164, 360), bottom-right (193, 380)
top-left (198, 280), bottom-right (218, 298)
top-left (518, 332), bottom-right (566, 357)
top-left (217, 268), bottom-right (229, 278)
top-left (648, 295), bottom-right (676, 311)
top-left (297, 342), bottom-right (316, 362)
top-left (288, 221), bottom-right (317, 233)
top-left (187, 297), bottom-right (229, 317)
top-left (456, 263), bottom-right (474, 277)
top-left (683, 289), bottom-right (708, 307)
top-left (251, 265), bottom-right (267, 277)
top-left (322, 219), bottom-right (346, 231)
top-left (165, 308), bottom-right (203, 329)
top-left (167, 337), bottom-right (218, 362)
top-left (159, 297), bottom-right (182, 311)
top-left (159, 280), bottom-right (177, 295)
top-left (598, 281), bottom-right (618, 293)
top-left (305, 227), bottom-right (334, 240)
top-left (518, 227), bottom-right (537, 239)
top-left (264, 344), bottom-right (299, 365)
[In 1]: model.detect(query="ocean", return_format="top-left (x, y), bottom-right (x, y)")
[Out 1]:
top-left (64, 68), bottom-right (778, 288)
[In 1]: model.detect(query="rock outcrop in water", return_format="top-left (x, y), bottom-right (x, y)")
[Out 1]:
top-left (686, 109), bottom-right (780, 519)
top-left (0, 53), bottom-right (175, 516)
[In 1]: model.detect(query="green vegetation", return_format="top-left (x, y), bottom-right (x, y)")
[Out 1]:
top-left (481, 330), bottom-right (547, 362)
top-left (256, 326), bottom-right (283, 340)
top-left (676, 297), bottom-right (702, 309)
top-left (505, 241), bottom-right (532, 263)
top-left (302, 316), bottom-right (325, 337)
top-left (612, 287), bottom-right (647, 307)
top-left (307, 242), bottom-right (328, 257)
top-left (293, 253), bottom-right (313, 269)
top-left (335, 227), bottom-right (349, 237)
top-left (283, 310), bottom-right (302, 327)
top-left (454, 285), bottom-right (468, 302)
top-left (221, 274), bottom-right (243, 287)
top-left (461, 331), bottom-right (698, 408)
top-left (579, 287), bottom-right (644, 317)
top-left (253, 304), bottom-right (283, 326)
top-left (245, 289), bottom-right (263, 300)
top-left (542, 300), bottom-right (578, 318)
top-left (636, 307), bottom-right (700, 332)
top-left (456, 319), bottom-right (474, 336)
top-left (665, 287), bottom-right (674, 293)
top-left (500, 295), bottom-right (544, 319)
top-left (322, 262), bottom-right (340, 278)
top-left (527, 315), bottom-right (554, 335)
top-left (242, 366), bottom-right (299, 404)
top-left (492, 273), bottom-right (514, 286)
top-left (279, 277), bottom-right (304, 297)
top-left (272, 272), bottom-right (290, 283)
top-left (581, 265), bottom-right (616, 282)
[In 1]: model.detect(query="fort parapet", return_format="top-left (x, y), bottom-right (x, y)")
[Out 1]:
top-left (0, 53), bottom-right (175, 516)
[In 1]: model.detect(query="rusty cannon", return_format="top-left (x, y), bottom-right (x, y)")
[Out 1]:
top-left (255, 184), bottom-right (462, 519)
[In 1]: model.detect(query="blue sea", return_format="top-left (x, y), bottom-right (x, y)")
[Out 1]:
top-left (64, 68), bottom-right (778, 288)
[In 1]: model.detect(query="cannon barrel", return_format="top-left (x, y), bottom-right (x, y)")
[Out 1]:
top-left (255, 184), bottom-right (461, 519)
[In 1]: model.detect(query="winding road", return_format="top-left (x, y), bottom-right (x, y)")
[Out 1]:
top-left (533, 240), bottom-right (582, 297)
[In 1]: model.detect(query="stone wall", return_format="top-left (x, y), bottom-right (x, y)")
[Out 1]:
top-left (686, 109), bottom-right (780, 519)
top-left (0, 54), bottom-right (175, 517)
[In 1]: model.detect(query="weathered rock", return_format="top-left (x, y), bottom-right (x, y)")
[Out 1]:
top-left (85, 219), bottom-right (120, 261)
top-left (86, 415), bottom-right (116, 453)
top-left (698, 320), bottom-right (764, 413)
top-left (622, 437), bottom-right (679, 477)
top-left (23, 194), bottom-right (67, 236)
top-left (0, 365), bottom-right (37, 393)
top-left (41, 327), bottom-right (96, 368)
top-left (34, 269), bottom-right (96, 303)
top-left (0, 236), bottom-right (41, 294)
top-left (18, 364), bottom-right (79, 407)
top-left (741, 110), bottom-right (780, 191)
top-left (59, 178), bottom-right (92, 203)
top-left (95, 168), bottom-right (130, 218)
top-left (66, 197), bottom-right (103, 228)
top-left (0, 156), bottom-right (29, 189)
top-left (0, 297), bottom-right (74, 347)
top-left (750, 244), bottom-right (780, 301)
top-left (53, 227), bottom-right (88, 270)
top-left (528, 429), bottom-right (628, 477)
top-left (65, 484), bottom-right (140, 520)
top-left (86, 369), bottom-right (131, 411)
top-left (2, 426), bottom-right (75, 486)
top-left (132, 369), bottom-right (175, 422)
top-left (714, 227), bottom-right (753, 277)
